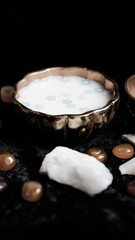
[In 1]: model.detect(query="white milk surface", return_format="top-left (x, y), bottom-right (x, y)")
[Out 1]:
top-left (17, 75), bottom-right (113, 115)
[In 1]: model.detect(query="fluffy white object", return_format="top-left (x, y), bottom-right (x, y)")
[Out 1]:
top-left (119, 157), bottom-right (135, 175)
top-left (39, 146), bottom-right (113, 196)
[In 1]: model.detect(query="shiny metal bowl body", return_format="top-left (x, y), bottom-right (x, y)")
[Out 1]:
top-left (12, 67), bottom-right (120, 145)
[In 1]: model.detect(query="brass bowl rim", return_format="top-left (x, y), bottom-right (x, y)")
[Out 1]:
top-left (12, 66), bottom-right (120, 118)
top-left (125, 74), bottom-right (135, 101)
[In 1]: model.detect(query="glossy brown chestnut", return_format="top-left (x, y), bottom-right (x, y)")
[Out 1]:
top-left (0, 152), bottom-right (16, 171)
top-left (21, 180), bottom-right (43, 202)
top-left (112, 143), bottom-right (134, 159)
top-left (86, 147), bottom-right (107, 163)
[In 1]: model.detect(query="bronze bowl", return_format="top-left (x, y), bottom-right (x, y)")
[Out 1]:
top-left (12, 67), bottom-right (120, 145)
top-left (125, 74), bottom-right (135, 117)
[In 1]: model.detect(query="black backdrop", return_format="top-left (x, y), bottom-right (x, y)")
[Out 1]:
top-left (1, 1), bottom-right (135, 238)
top-left (1, 1), bottom-right (135, 87)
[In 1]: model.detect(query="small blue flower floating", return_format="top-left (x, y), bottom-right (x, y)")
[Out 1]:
top-left (94, 88), bottom-right (104, 93)
top-left (66, 103), bottom-right (76, 109)
top-left (33, 103), bottom-right (44, 110)
top-left (84, 89), bottom-right (92, 94)
top-left (46, 95), bottom-right (56, 101)
top-left (78, 95), bottom-right (86, 100)
top-left (62, 98), bottom-right (75, 109)
top-left (60, 76), bottom-right (70, 83)
top-left (63, 98), bottom-right (72, 105)
top-left (81, 79), bottom-right (91, 85)
top-left (80, 107), bottom-right (90, 113)
top-left (103, 90), bottom-right (111, 95)
top-left (22, 102), bottom-right (30, 107)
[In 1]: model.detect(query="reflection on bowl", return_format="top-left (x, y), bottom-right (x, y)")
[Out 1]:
top-left (12, 67), bottom-right (120, 145)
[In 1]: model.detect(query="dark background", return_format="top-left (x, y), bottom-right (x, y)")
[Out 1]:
top-left (1, 1), bottom-right (135, 238)
top-left (1, 1), bottom-right (135, 88)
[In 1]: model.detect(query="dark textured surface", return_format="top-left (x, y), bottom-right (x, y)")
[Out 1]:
top-left (1, 1), bottom-right (135, 238)
top-left (0, 93), bottom-right (135, 239)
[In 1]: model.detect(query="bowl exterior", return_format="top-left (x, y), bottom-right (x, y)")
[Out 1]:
top-left (125, 75), bottom-right (135, 118)
top-left (12, 67), bottom-right (120, 145)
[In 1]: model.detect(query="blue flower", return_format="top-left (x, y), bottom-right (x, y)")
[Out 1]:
top-left (103, 90), bottom-right (111, 95)
top-left (46, 96), bottom-right (56, 101)
top-left (66, 103), bottom-right (75, 109)
top-left (78, 95), bottom-right (86, 100)
top-left (94, 88), bottom-right (104, 93)
top-left (63, 98), bottom-right (72, 104)
top-left (80, 107), bottom-right (89, 113)
top-left (22, 102), bottom-right (30, 107)
top-left (81, 79), bottom-right (91, 85)
top-left (84, 89), bottom-right (92, 94)
top-left (33, 104), bottom-right (44, 110)
top-left (60, 76), bottom-right (70, 83)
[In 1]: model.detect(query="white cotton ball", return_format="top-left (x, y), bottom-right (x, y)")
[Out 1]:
top-left (39, 146), bottom-right (113, 196)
